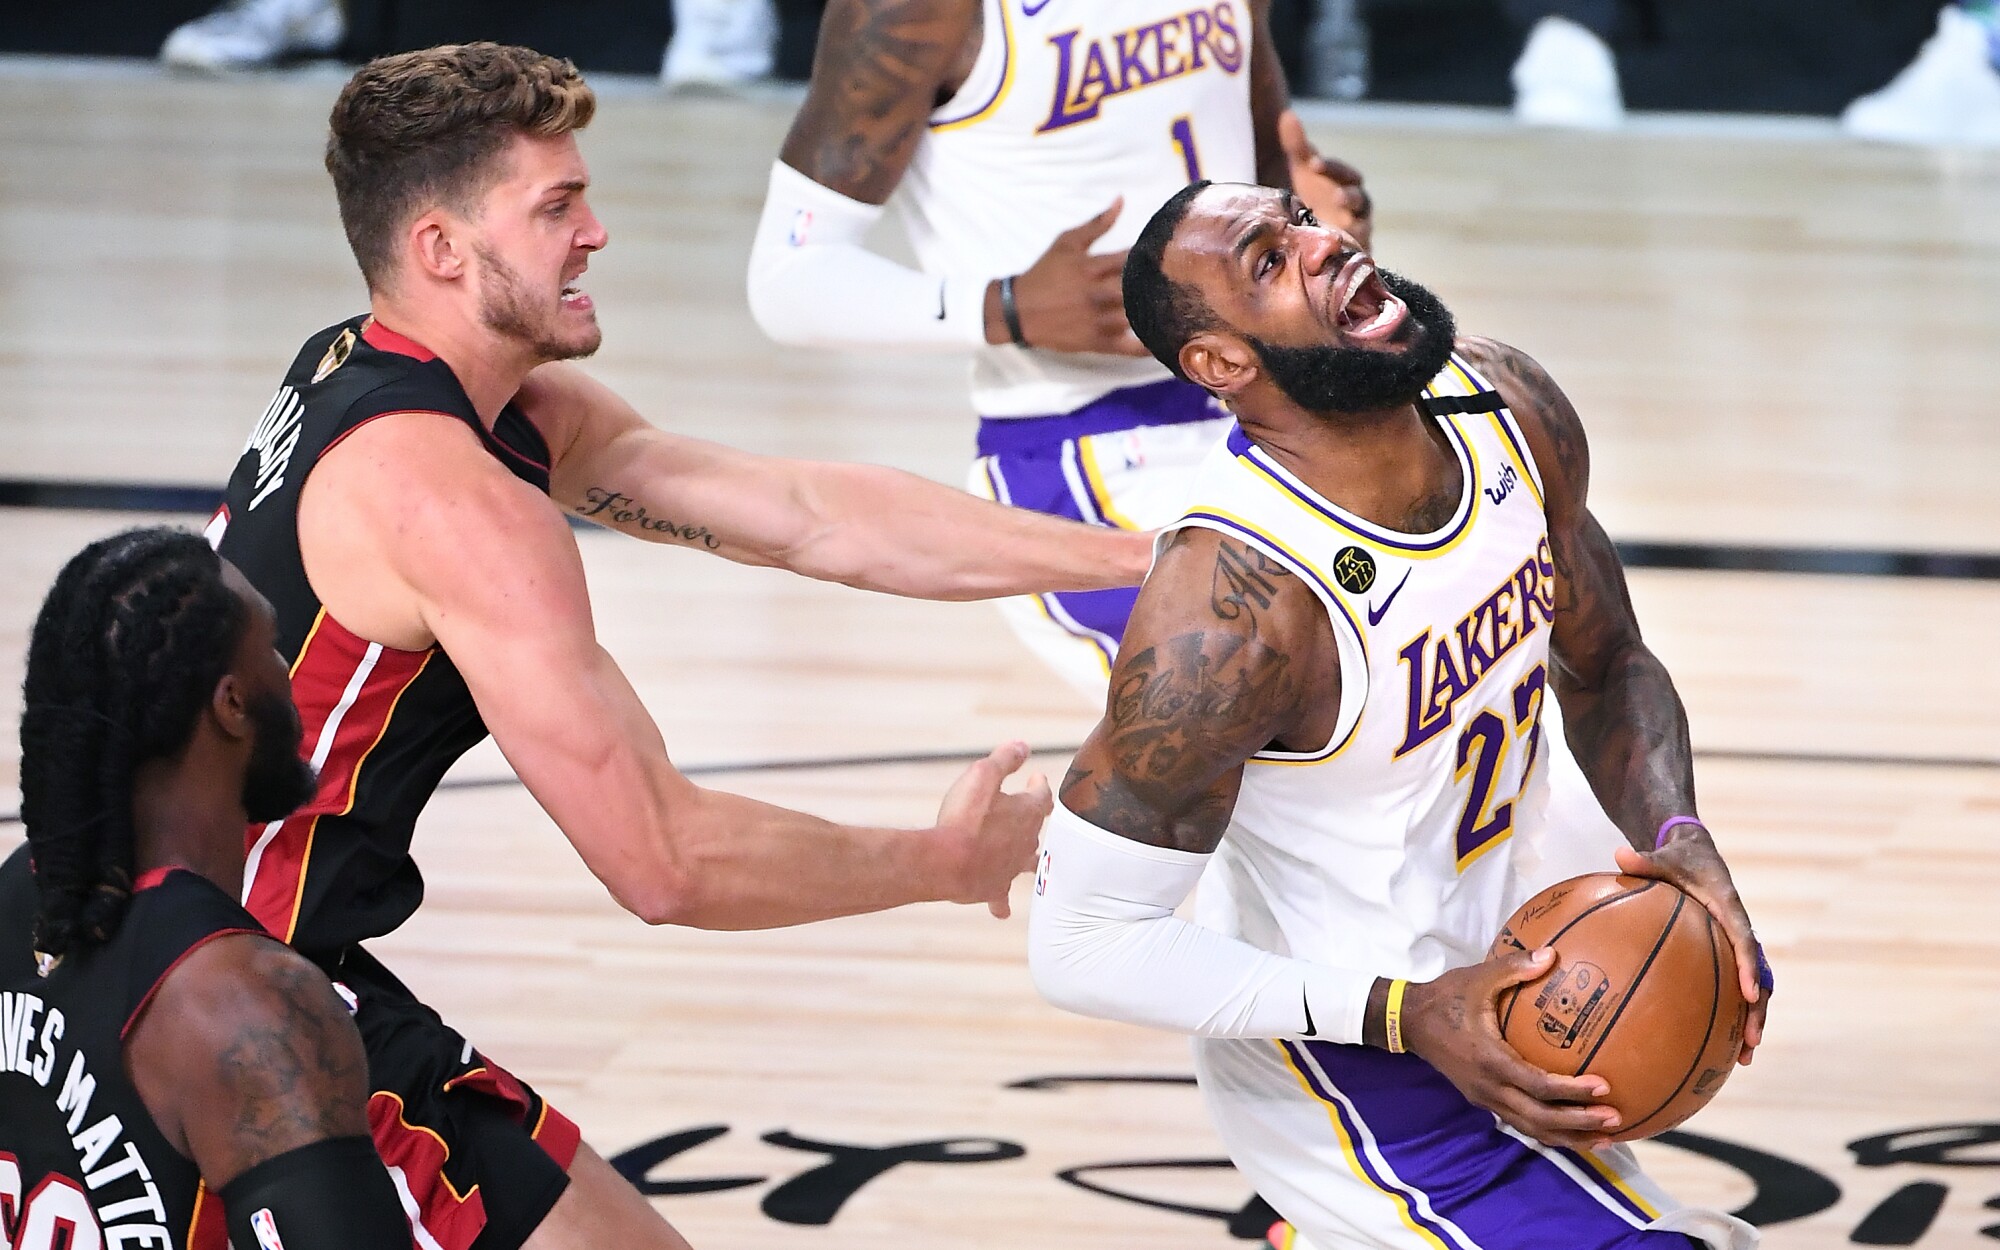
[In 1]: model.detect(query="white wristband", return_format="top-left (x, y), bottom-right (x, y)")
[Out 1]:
top-left (1028, 800), bottom-right (1374, 1044)
top-left (746, 160), bottom-right (990, 351)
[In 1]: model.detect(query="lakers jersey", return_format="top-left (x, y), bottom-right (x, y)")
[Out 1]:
top-left (1172, 354), bottom-right (1558, 982)
top-left (896, 0), bottom-right (1258, 417)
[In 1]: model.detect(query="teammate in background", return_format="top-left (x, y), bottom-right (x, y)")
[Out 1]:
top-left (0, 528), bottom-right (412, 1250)
top-left (750, 0), bottom-right (1371, 699)
top-left (208, 42), bottom-right (1154, 1250)
top-left (1026, 183), bottom-right (1769, 1249)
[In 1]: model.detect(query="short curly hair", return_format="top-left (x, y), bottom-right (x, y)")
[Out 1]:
top-left (326, 42), bottom-right (596, 290)
top-left (1122, 181), bottom-right (1214, 383)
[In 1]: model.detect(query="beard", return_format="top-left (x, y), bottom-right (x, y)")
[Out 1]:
top-left (475, 244), bottom-right (602, 363)
top-left (1247, 272), bottom-right (1457, 416)
top-left (241, 687), bottom-right (317, 824)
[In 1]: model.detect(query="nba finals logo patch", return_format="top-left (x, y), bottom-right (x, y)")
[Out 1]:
top-left (1332, 545), bottom-right (1376, 594)
top-left (251, 1208), bottom-right (287, 1250)
top-left (311, 327), bottom-right (355, 383)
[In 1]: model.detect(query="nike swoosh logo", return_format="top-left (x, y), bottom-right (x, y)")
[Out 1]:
top-left (935, 282), bottom-right (948, 320)
top-left (1302, 987), bottom-right (1317, 1037)
top-left (1022, 0), bottom-right (1055, 13)
top-left (1366, 569), bottom-right (1411, 626)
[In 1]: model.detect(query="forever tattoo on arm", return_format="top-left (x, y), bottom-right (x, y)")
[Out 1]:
top-left (574, 486), bottom-right (721, 549)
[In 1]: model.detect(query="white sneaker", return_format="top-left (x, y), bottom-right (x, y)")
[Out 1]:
top-left (1511, 16), bottom-right (1624, 130)
top-left (160, 0), bottom-right (344, 71)
top-left (662, 0), bottom-right (777, 88)
top-left (1842, 5), bottom-right (2000, 147)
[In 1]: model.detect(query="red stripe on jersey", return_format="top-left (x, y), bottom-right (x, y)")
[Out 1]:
top-left (361, 319), bottom-right (438, 362)
top-left (243, 610), bottom-right (432, 940)
top-left (186, 1179), bottom-right (230, 1250)
top-left (369, 1091), bottom-right (490, 1250)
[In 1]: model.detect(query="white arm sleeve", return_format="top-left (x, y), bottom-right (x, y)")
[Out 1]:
top-left (1027, 799), bottom-right (1375, 1044)
top-left (746, 160), bottom-right (991, 351)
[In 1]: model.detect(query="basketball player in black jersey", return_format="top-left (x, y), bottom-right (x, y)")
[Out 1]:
top-left (205, 41), bottom-right (1160, 1250)
top-left (0, 528), bottom-right (412, 1249)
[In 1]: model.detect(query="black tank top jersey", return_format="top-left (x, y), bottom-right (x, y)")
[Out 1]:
top-left (0, 845), bottom-right (266, 1250)
top-left (213, 316), bottom-right (552, 953)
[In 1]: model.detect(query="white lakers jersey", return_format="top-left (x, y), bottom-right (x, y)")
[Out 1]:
top-left (894, 0), bottom-right (1259, 417)
top-left (1174, 354), bottom-right (1558, 982)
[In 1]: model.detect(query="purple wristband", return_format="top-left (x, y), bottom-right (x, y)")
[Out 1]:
top-left (1656, 815), bottom-right (1705, 848)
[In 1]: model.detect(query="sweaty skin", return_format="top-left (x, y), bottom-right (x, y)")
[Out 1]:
top-left (1062, 183), bottom-right (1765, 1152)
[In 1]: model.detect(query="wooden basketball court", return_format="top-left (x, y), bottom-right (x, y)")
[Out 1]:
top-left (2, 59), bottom-right (1997, 1248)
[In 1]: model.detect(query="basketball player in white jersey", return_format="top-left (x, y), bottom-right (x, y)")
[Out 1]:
top-left (1026, 182), bottom-right (1770, 1249)
top-left (748, 0), bottom-right (1369, 695)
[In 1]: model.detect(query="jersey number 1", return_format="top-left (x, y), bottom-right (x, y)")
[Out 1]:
top-left (1169, 116), bottom-right (1203, 182)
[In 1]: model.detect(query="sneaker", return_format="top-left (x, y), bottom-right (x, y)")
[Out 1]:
top-left (160, 0), bottom-right (344, 71)
top-left (1842, 5), bottom-right (2000, 147)
top-left (1511, 16), bottom-right (1624, 130)
top-left (662, 0), bottom-right (776, 88)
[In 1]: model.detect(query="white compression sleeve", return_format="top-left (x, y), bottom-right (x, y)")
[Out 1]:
top-left (746, 160), bottom-right (991, 350)
top-left (1027, 799), bottom-right (1375, 1044)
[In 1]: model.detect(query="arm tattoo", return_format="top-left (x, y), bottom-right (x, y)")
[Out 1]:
top-left (1461, 337), bottom-right (1698, 845)
top-left (574, 486), bottom-right (721, 549)
top-left (214, 958), bottom-right (366, 1162)
top-left (778, 0), bottom-right (969, 202)
top-left (1063, 535), bottom-right (1307, 852)
top-left (1211, 538), bottom-right (1288, 619)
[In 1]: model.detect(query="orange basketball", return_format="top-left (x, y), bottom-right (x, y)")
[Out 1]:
top-left (1492, 873), bottom-right (1747, 1142)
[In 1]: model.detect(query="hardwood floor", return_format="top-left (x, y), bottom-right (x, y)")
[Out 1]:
top-left (1, 59), bottom-right (1996, 1249)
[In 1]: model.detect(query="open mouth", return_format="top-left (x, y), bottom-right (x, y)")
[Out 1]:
top-left (560, 277), bottom-right (592, 311)
top-left (1330, 254), bottom-right (1407, 343)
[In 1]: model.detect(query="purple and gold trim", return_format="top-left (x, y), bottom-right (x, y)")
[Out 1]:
top-left (1277, 1040), bottom-right (1669, 1248)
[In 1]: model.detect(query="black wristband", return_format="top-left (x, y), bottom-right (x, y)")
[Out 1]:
top-left (1000, 274), bottom-right (1029, 348)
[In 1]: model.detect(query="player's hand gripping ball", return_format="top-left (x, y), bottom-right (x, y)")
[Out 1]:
top-left (1491, 874), bottom-right (1748, 1141)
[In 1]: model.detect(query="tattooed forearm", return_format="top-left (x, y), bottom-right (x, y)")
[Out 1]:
top-left (575, 486), bottom-right (721, 548)
top-left (1556, 646), bottom-right (1698, 849)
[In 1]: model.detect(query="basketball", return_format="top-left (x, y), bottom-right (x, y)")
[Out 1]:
top-left (1492, 874), bottom-right (1747, 1142)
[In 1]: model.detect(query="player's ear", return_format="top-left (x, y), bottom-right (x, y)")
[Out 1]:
top-left (1179, 331), bottom-right (1258, 397)
top-left (209, 673), bottom-right (253, 743)
top-left (409, 211), bottom-right (465, 282)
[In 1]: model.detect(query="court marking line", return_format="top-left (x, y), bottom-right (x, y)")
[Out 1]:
top-left (6, 477), bottom-right (1997, 581)
top-left (3, 740), bottom-right (2000, 828)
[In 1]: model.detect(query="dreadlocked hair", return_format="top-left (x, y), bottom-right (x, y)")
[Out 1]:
top-left (19, 527), bottom-right (247, 970)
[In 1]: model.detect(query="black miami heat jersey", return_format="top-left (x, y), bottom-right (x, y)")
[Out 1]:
top-left (0, 846), bottom-right (265, 1250)
top-left (211, 316), bottom-right (553, 953)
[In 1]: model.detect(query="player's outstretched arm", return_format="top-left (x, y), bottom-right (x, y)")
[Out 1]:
top-left (124, 934), bottom-right (415, 1248)
top-left (528, 363), bottom-right (1153, 597)
top-left (1461, 336), bottom-right (1768, 1053)
top-left (321, 413), bottom-right (1050, 927)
